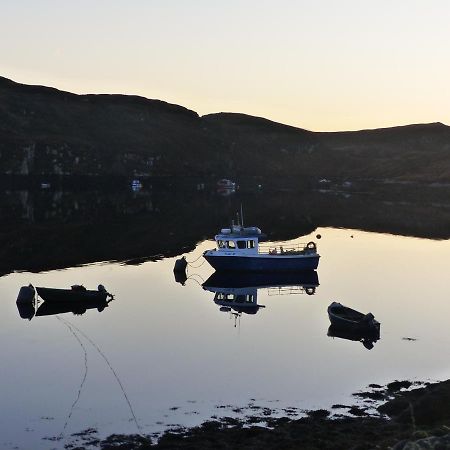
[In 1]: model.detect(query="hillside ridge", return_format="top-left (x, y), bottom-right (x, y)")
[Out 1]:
top-left (1, 76), bottom-right (450, 181)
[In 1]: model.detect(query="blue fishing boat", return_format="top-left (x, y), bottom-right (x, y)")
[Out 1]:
top-left (203, 222), bottom-right (320, 272)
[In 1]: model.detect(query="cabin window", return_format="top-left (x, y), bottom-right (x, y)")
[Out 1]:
top-left (216, 293), bottom-right (234, 301)
top-left (237, 240), bottom-right (246, 249)
top-left (235, 294), bottom-right (254, 303)
top-left (227, 241), bottom-right (236, 249)
top-left (217, 240), bottom-right (226, 248)
top-left (246, 240), bottom-right (255, 249)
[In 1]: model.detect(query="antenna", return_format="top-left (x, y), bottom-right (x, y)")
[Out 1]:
top-left (240, 204), bottom-right (244, 227)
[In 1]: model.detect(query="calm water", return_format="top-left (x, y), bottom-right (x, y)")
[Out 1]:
top-left (2, 187), bottom-right (450, 448)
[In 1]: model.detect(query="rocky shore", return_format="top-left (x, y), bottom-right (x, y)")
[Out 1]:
top-left (65, 379), bottom-right (450, 449)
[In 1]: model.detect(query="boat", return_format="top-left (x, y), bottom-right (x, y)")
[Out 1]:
top-left (216, 179), bottom-right (236, 189)
top-left (203, 222), bottom-right (320, 272)
top-left (35, 284), bottom-right (113, 303)
top-left (131, 179), bottom-right (143, 191)
top-left (327, 302), bottom-right (380, 332)
top-left (216, 179), bottom-right (237, 196)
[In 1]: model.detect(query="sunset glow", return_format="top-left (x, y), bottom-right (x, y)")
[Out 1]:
top-left (1, 0), bottom-right (449, 130)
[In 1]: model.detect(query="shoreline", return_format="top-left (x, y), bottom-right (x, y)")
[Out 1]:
top-left (63, 378), bottom-right (450, 449)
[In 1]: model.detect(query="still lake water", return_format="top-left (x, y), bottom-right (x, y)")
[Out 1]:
top-left (2, 218), bottom-right (450, 448)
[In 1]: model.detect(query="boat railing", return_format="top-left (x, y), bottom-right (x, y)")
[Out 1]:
top-left (267, 285), bottom-right (316, 296)
top-left (258, 242), bottom-right (311, 255)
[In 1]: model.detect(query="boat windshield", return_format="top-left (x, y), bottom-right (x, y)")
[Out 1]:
top-left (217, 239), bottom-right (256, 250)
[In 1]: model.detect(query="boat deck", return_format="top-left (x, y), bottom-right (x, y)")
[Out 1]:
top-left (258, 243), bottom-right (315, 256)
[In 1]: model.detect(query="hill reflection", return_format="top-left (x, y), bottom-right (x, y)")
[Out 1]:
top-left (2, 181), bottom-right (450, 275)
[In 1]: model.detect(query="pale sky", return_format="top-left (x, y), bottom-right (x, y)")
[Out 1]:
top-left (1, 0), bottom-right (449, 131)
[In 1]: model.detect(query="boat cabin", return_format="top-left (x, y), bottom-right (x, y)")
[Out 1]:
top-left (214, 225), bottom-right (262, 255)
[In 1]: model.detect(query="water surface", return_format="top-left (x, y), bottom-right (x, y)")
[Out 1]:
top-left (1, 226), bottom-right (450, 449)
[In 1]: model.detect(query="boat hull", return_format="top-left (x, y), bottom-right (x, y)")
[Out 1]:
top-left (36, 287), bottom-right (108, 303)
top-left (203, 254), bottom-right (319, 272)
top-left (327, 302), bottom-right (380, 332)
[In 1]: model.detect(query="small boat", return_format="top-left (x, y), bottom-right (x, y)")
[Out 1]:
top-left (327, 302), bottom-right (380, 332)
top-left (216, 179), bottom-right (237, 196)
top-left (217, 179), bottom-right (236, 189)
top-left (36, 284), bottom-right (113, 303)
top-left (203, 222), bottom-right (320, 272)
top-left (131, 179), bottom-right (143, 191)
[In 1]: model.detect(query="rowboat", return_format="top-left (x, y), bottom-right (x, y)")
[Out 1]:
top-left (327, 301), bottom-right (380, 332)
top-left (36, 285), bottom-right (112, 303)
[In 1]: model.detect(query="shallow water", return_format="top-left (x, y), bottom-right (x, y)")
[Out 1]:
top-left (1, 226), bottom-right (450, 449)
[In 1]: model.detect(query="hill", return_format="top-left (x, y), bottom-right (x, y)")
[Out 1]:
top-left (1, 76), bottom-right (450, 182)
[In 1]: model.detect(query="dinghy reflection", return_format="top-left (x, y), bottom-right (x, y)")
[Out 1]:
top-left (327, 325), bottom-right (380, 350)
top-left (36, 297), bottom-right (113, 317)
top-left (17, 297), bottom-right (113, 320)
top-left (202, 271), bottom-right (319, 325)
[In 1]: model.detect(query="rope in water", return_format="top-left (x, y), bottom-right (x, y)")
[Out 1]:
top-left (61, 317), bottom-right (142, 436)
top-left (183, 253), bottom-right (206, 269)
top-left (185, 273), bottom-right (205, 286)
top-left (187, 258), bottom-right (206, 269)
top-left (185, 253), bottom-right (203, 265)
top-left (56, 316), bottom-right (88, 439)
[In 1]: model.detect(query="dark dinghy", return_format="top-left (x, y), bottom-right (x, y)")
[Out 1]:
top-left (36, 284), bottom-right (113, 303)
top-left (327, 301), bottom-right (380, 333)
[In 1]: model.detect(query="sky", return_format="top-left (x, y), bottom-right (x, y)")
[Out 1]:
top-left (1, 0), bottom-right (449, 131)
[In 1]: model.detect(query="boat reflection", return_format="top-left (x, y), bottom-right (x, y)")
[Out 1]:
top-left (327, 324), bottom-right (381, 350)
top-left (17, 302), bottom-right (36, 321)
top-left (17, 298), bottom-right (113, 320)
top-left (36, 298), bottom-right (113, 317)
top-left (202, 271), bottom-right (319, 325)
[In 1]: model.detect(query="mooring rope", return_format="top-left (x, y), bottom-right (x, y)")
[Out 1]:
top-left (187, 258), bottom-right (206, 269)
top-left (61, 317), bottom-right (142, 435)
top-left (185, 273), bottom-right (205, 286)
top-left (56, 316), bottom-right (88, 438)
top-left (185, 253), bottom-right (204, 265)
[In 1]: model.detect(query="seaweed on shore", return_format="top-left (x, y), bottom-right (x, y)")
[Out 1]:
top-left (58, 379), bottom-right (450, 449)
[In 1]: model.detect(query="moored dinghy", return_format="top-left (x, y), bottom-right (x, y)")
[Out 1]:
top-left (327, 301), bottom-right (380, 333)
top-left (36, 284), bottom-right (113, 303)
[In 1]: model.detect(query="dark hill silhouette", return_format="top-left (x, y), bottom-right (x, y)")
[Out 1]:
top-left (1, 76), bottom-right (449, 182)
